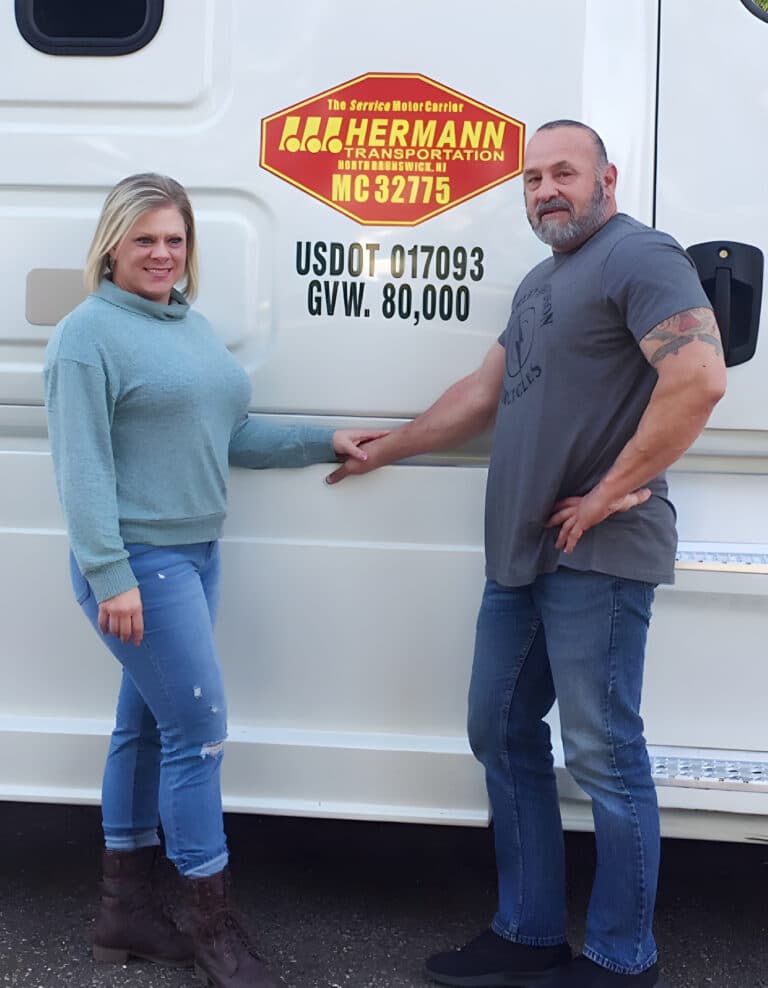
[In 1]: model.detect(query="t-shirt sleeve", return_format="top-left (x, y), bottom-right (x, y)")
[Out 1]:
top-left (498, 308), bottom-right (514, 348)
top-left (498, 284), bottom-right (526, 348)
top-left (44, 354), bottom-right (137, 603)
top-left (601, 232), bottom-right (712, 342)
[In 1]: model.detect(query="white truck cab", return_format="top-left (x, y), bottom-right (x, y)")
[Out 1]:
top-left (1, 0), bottom-right (766, 842)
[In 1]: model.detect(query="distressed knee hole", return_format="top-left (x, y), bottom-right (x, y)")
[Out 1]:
top-left (199, 738), bottom-right (226, 759)
top-left (193, 687), bottom-right (221, 715)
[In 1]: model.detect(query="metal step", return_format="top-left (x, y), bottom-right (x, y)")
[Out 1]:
top-left (675, 541), bottom-right (768, 573)
top-left (650, 748), bottom-right (768, 791)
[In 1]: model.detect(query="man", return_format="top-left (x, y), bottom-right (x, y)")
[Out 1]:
top-left (326, 121), bottom-right (726, 987)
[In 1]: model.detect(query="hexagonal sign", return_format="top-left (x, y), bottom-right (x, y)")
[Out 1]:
top-left (260, 73), bottom-right (525, 226)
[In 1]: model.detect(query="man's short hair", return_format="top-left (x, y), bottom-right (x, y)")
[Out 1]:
top-left (535, 120), bottom-right (608, 168)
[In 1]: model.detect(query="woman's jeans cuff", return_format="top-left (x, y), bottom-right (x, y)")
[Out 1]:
top-left (104, 829), bottom-right (161, 852)
top-left (180, 851), bottom-right (229, 879)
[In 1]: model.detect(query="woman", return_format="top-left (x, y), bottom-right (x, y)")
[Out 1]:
top-left (44, 173), bottom-right (385, 988)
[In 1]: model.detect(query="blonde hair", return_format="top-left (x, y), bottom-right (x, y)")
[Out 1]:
top-left (84, 173), bottom-right (199, 300)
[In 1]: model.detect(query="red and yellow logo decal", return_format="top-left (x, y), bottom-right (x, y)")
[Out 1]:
top-left (260, 73), bottom-right (525, 226)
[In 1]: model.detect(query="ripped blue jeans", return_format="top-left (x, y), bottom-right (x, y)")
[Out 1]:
top-left (70, 542), bottom-right (228, 878)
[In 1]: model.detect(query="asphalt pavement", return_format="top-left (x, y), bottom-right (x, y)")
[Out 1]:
top-left (0, 802), bottom-right (766, 987)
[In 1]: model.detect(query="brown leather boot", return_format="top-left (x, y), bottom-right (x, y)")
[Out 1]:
top-left (93, 847), bottom-right (194, 967)
top-left (182, 869), bottom-right (278, 988)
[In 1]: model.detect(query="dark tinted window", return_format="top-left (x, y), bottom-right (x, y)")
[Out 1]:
top-left (16, 0), bottom-right (164, 55)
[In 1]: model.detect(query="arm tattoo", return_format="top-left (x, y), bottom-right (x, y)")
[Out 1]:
top-left (642, 308), bottom-right (723, 368)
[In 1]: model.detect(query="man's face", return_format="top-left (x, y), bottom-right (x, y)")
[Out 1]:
top-left (523, 127), bottom-right (616, 251)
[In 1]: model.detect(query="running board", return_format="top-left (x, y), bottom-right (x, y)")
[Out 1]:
top-left (676, 540), bottom-right (768, 573)
top-left (649, 747), bottom-right (768, 792)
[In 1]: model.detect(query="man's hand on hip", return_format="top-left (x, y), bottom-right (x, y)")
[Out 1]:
top-left (545, 486), bottom-right (652, 554)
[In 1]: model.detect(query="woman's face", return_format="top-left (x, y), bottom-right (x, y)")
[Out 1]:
top-left (109, 206), bottom-right (187, 305)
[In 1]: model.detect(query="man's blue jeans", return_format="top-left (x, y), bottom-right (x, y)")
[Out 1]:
top-left (70, 542), bottom-right (229, 878)
top-left (468, 569), bottom-right (659, 975)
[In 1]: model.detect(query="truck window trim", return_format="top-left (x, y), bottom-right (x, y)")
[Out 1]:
top-left (14, 0), bottom-right (164, 56)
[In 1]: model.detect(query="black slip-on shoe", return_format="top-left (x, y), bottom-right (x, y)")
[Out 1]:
top-left (424, 929), bottom-right (572, 987)
top-left (538, 955), bottom-right (663, 987)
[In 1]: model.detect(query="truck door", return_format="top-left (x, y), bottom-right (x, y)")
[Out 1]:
top-left (635, 0), bottom-right (768, 837)
top-left (15, 0), bottom-right (753, 832)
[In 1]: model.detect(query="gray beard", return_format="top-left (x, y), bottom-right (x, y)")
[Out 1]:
top-left (530, 180), bottom-right (610, 250)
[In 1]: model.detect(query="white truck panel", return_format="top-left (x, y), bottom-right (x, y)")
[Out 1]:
top-left (0, 0), bottom-right (765, 841)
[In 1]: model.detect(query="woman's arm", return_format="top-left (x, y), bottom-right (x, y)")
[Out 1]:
top-left (228, 417), bottom-right (387, 469)
top-left (45, 356), bottom-right (136, 598)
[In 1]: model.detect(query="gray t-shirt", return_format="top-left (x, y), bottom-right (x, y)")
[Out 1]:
top-left (485, 213), bottom-right (711, 587)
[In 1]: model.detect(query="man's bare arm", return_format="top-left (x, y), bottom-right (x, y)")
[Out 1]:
top-left (325, 342), bottom-right (506, 484)
top-left (603, 306), bottom-right (726, 491)
top-left (641, 307), bottom-right (724, 368)
top-left (547, 307), bottom-right (726, 552)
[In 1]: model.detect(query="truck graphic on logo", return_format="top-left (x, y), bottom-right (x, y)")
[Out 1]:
top-left (260, 73), bottom-right (525, 226)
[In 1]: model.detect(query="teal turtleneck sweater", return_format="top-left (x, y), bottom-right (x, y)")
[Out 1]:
top-left (44, 280), bottom-right (337, 603)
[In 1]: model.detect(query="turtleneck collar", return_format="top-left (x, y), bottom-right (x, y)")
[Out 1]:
top-left (96, 278), bottom-right (190, 322)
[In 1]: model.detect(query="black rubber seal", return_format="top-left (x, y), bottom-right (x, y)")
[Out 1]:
top-left (740, 0), bottom-right (768, 24)
top-left (15, 0), bottom-right (164, 57)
